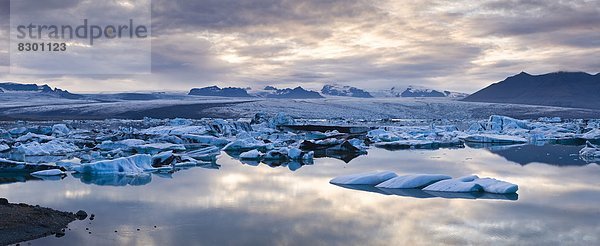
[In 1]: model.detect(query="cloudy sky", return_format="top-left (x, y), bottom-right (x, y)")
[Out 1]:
top-left (0, 0), bottom-right (599, 93)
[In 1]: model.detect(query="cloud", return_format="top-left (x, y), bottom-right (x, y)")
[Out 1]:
top-left (1, 0), bottom-right (599, 93)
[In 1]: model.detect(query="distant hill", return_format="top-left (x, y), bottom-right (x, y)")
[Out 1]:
top-left (266, 86), bottom-right (323, 99)
top-left (373, 85), bottom-right (468, 98)
top-left (0, 82), bottom-right (82, 99)
top-left (252, 86), bottom-right (324, 99)
top-left (463, 71), bottom-right (600, 109)
top-left (321, 84), bottom-right (373, 98)
top-left (188, 86), bottom-right (253, 97)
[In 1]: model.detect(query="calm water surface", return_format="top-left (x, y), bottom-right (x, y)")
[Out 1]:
top-left (1, 145), bottom-right (599, 245)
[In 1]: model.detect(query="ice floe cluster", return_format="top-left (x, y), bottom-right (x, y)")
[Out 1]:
top-left (330, 171), bottom-right (519, 196)
top-left (0, 113), bottom-right (598, 186)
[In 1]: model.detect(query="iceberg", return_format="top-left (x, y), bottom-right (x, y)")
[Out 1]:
top-left (73, 154), bottom-right (154, 175)
top-left (423, 175), bottom-right (483, 192)
top-left (375, 174), bottom-right (452, 189)
top-left (239, 149), bottom-right (263, 159)
top-left (182, 134), bottom-right (230, 145)
top-left (461, 134), bottom-right (528, 144)
top-left (423, 175), bottom-right (518, 194)
top-left (16, 132), bottom-right (54, 142)
top-left (579, 141), bottom-right (600, 162)
top-left (31, 169), bottom-right (65, 176)
top-left (97, 139), bottom-right (146, 151)
top-left (582, 129), bottom-right (600, 140)
top-left (15, 140), bottom-right (79, 155)
top-left (52, 124), bottom-right (70, 136)
top-left (0, 144), bottom-right (9, 152)
top-left (330, 171), bottom-right (397, 185)
top-left (223, 136), bottom-right (273, 151)
top-left (473, 177), bottom-right (519, 194)
top-left (133, 143), bottom-right (186, 154)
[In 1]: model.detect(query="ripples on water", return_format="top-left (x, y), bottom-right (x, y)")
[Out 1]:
top-left (1, 144), bottom-right (599, 245)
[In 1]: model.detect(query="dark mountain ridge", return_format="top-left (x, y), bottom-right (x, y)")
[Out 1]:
top-left (463, 71), bottom-right (600, 109)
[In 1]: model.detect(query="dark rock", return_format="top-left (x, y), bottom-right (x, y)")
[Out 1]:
top-left (0, 198), bottom-right (8, 205)
top-left (75, 210), bottom-right (88, 220)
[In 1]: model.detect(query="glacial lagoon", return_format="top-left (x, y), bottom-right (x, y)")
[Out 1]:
top-left (1, 144), bottom-right (598, 245)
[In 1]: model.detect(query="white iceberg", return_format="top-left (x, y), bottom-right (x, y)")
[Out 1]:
top-left (579, 141), bottom-right (600, 162)
top-left (487, 115), bottom-right (530, 132)
top-left (182, 134), bottom-right (230, 145)
top-left (367, 129), bottom-right (400, 142)
top-left (330, 171), bottom-right (397, 185)
top-left (52, 124), bottom-right (70, 136)
top-left (473, 177), bottom-right (519, 194)
top-left (239, 149), bottom-right (263, 159)
top-left (582, 129), bottom-right (600, 140)
top-left (73, 154), bottom-right (154, 175)
top-left (375, 174), bottom-right (452, 189)
top-left (31, 169), bottom-right (65, 176)
top-left (423, 175), bottom-right (483, 192)
top-left (97, 139), bottom-right (146, 151)
top-left (223, 136), bottom-right (273, 151)
top-left (15, 140), bottom-right (79, 155)
top-left (16, 132), bottom-right (54, 142)
top-left (287, 147), bottom-right (302, 159)
top-left (133, 143), bottom-right (186, 154)
top-left (423, 175), bottom-right (518, 194)
top-left (0, 144), bottom-right (9, 152)
top-left (461, 134), bottom-right (528, 144)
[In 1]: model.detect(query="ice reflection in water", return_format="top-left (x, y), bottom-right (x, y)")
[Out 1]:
top-left (0, 145), bottom-right (598, 245)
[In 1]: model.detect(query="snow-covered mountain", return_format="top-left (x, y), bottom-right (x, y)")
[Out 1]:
top-left (0, 82), bottom-right (82, 99)
top-left (320, 84), bottom-right (373, 98)
top-left (251, 86), bottom-right (324, 99)
top-left (188, 86), bottom-right (253, 97)
top-left (373, 85), bottom-right (468, 98)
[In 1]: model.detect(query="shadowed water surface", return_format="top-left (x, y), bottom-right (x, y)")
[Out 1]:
top-left (1, 145), bottom-right (598, 245)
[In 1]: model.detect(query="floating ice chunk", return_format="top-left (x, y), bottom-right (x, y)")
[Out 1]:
top-left (367, 129), bottom-right (400, 142)
top-left (582, 129), bottom-right (600, 140)
top-left (15, 140), bottom-right (79, 155)
top-left (287, 147), bottom-right (302, 159)
top-left (374, 140), bottom-right (436, 149)
top-left (473, 178), bottom-right (519, 194)
top-left (52, 124), bottom-right (70, 136)
top-left (302, 151), bottom-right (314, 161)
top-left (462, 134), bottom-right (527, 144)
top-left (182, 134), bottom-right (230, 145)
top-left (579, 141), bottom-right (600, 162)
top-left (185, 146), bottom-right (221, 161)
top-left (487, 115), bottom-right (530, 131)
top-left (170, 118), bottom-right (193, 126)
top-left (140, 125), bottom-right (208, 136)
top-left (0, 144), bottom-right (9, 152)
top-left (269, 112), bottom-right (296, 128)
top-left (223, 137), bottom-right (273, 151)
top-left (375, 174), bottom-right (452, 189)
top-left (239, 149), bottom-right (263, 159)
top-left (263, 148), bottom-right (289, 160)
top-left (97, 139), bottom-right (146, 151)
top-left (152, 151), bottom-right (176, 166)
top-left (133, 143), bottom-right (186, 154)
top-left (423, 175), bottom-right (518, 194)
top-left (423, 175), bottom-right (483, 193)
top-left (16, 132), bottom-right (54, 142)
top-left (73, 154), bottom-right (154, 175)
top-left (330, 171), bottom-right (397, 185)
top-left (538, 117), bottom-right (561, 123)
top-left (31, 169), bottom-right (65, 176)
